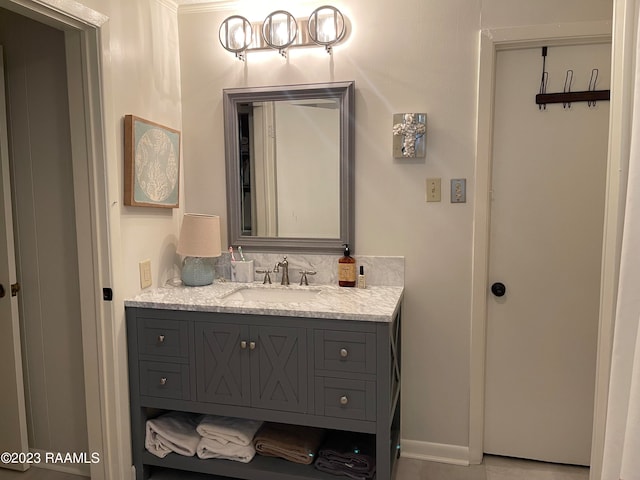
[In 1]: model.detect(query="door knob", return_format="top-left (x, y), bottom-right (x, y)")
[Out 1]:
top-left (491, 282), bottom-right (506, 297)
top-left (0, 284), bottom-right (4, 298)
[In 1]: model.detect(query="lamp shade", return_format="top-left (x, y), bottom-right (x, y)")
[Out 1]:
top-left (176, 214), bottom-right (222, 258)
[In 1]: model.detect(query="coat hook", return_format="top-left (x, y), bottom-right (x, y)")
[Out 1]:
top-left (588, 69), bottom-right (599, 107)
top-left (539, 47), bottom-right (548, 110)
top-left (563, 70), bottom-right (573, 109)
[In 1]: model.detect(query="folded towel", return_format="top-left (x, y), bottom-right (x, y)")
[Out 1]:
top-left (315, 457), bottom-right (376, 480)
top-left (197, 415), bottom-right (263, 446)
top-left (145, 411), bottom-right (202, 458)
top-left (253, 422), bottom-right (326, 465)
top-left (196, 436), bottom-right (256, 463)
top-left (314, 431), bottom-right (376, 480)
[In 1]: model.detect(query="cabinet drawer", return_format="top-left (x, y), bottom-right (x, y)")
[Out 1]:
top-left (314, 330), bottom-right (376, 374)
top-left (139, 361), bottom-right (190, 400)
top-left (137, 318), bottom-right (189, 358)
top-left (315, 377), bottom-right (376, 421)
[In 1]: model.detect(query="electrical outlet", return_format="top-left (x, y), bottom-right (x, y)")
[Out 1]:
top-left (139, 259), bottom-right (152, 289)
top-left (451, 178), bottom-right (467, 203)
top-left (426, 178), bottom-right (441, 202)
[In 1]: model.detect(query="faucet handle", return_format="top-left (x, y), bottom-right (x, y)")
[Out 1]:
top-left (299, 270), bottom-right (317, 286)
top-left (256, 269), bottom-right (272, 284)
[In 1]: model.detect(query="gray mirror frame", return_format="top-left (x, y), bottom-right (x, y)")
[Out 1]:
top-left (223, 81), bottom-right (355, 253)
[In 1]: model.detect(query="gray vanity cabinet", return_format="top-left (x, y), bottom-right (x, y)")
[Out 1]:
top-left (126, 306), bottom-right (402, 480)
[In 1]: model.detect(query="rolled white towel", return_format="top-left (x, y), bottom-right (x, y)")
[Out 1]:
top-left (145, 412), bottom-right (202, 458)
top-left (196, 436), bottom-right (256, 463)
top-left (196, 415), bottom-right (262, 446)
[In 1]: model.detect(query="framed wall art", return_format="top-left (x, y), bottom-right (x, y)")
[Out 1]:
top-left (124, 114), bottom-right (181, 208)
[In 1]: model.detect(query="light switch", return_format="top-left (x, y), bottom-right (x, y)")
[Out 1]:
top-left (426, 178), bottom-right (441, 202)
top-left (139, 259), bottom-right (152, 289)
top-left (451, 178), bottom-right (466, 203)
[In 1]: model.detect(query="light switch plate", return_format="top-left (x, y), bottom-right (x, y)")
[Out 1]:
top-left (451, 178), bottom-right (467, 203)
top-left (139, 259), bottom-right (152, 289)
top-left (426, 178), bottom-right (441, 202)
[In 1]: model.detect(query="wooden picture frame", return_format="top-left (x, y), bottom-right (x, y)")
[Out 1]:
top-left (124, 114), bottom-right (181, 208)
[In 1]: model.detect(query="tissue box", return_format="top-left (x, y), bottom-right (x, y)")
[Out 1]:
top-left (231, 260), bottom-right (254, 283)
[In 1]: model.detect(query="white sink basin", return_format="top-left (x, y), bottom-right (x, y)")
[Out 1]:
top-left (222, 287), bottom-right (321, 303)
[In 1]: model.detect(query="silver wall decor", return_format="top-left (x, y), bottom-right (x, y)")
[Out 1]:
top-left (393, 113), bottom-right (426, 158)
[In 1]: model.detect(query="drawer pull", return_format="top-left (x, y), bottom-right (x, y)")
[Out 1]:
top-left (340, 348), bottom-right (348, 358)
top-left (340, 395), bottom-right (349, 406)
top-left (249, 341), bottom-right (256, 350)
top-left (159, 377), bottom-right (167, 386)
top-left (241, 340), bottom-right (247, 349)
top-left (158, 334), bottom-right (165, 344)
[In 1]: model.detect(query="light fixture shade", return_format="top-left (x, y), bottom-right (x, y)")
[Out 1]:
top-left (308, 6), bottom-right (345, 48)
top-left (219, 15), bottom-right (253, 54)
top-left (262, 10), bottom-right (298, 50)
top-left (176, 214), bottom-right (222, 258)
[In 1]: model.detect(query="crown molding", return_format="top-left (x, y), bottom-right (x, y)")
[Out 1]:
top-left (178, 1), bottom-right (236, 14)
top-left (157, 0), bottom-right (179, 13)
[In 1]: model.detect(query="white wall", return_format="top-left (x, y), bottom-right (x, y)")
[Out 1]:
top-left (2, 0), bottom-right (184, 475)
top-left (481, 0), bottom-right (613, 28)
top-left (59, 0), bottom-right (185, 473)
top-left (178, 0), bottom-right (613, 455)
top-left (80, 0), bottom-right (185, 294)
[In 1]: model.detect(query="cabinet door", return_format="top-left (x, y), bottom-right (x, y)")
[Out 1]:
top-left (195, 323), bottom-right (250, 406)
top-left (250, 326), bottom-right (307, 413)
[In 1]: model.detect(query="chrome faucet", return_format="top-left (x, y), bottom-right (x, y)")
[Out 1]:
top-left (274, 256), bottom-right (290, 286)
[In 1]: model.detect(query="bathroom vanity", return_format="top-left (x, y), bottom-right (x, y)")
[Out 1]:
top-left (125, 283), bottom-right (403, 480)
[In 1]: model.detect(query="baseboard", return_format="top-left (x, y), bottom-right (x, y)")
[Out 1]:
top-left (400, 439), bottom-right (470, 466)
top-left (30, 448), bottom-right (91, 476)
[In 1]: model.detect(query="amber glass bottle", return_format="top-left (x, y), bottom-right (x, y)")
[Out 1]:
top-left (338, 244), bottom-right (356, 287)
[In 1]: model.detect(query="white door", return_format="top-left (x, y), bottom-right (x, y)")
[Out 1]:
top-left (484, 43), bottom-right (611, 465)
top-left (0, 46), bottom-right (30, 472)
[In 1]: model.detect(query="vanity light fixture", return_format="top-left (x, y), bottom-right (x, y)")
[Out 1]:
top-left (219, 15), bottom-right (253, 60)
top-left (176, 214), bottom-right (222, 287)
top-left (219, 6), bottom-right (347, 60)
top-left (262, 10), bottom-right (298, 57)
top-left (307, 5), bottom-right (345, 53)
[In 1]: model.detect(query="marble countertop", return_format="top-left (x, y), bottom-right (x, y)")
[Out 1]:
top-left (125, 282), bottom-right (404, 323)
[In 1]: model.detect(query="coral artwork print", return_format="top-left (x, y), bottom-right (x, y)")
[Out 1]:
top-left (135, 127), bottom-right (179, 202)
top-left (124, 115), bottom-right (181, 208)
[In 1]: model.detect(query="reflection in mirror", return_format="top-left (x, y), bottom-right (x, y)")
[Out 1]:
top-left (240, 99), bottom-right (340, 238)
top-left (224, 82), bottom-right (354, 253)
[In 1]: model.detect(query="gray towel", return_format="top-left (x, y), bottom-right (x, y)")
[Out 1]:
top-left (315, 431), bottom-right (376, 479)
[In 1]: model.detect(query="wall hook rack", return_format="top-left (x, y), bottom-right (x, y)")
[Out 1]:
top-left (535, 46), bottom-right (610, 108)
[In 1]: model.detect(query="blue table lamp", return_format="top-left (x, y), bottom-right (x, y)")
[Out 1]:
top-left (176, 213), bottom-right (222, 286)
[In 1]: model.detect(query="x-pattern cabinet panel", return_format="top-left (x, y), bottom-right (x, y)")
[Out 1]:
top-left (195, 321), bottom-right (307, 412)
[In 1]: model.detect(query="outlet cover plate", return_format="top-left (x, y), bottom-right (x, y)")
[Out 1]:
top-left (139, 259), bottom-right (152, 289)
top-left (451, 178), bottom-right (467, 203)
top-left (426, 178), bottom-right (441, 202)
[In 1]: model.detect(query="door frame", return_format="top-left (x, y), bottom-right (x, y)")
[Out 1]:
top-left (1, 1), bottom-right (119, 478)
top-left (469, 20), bottom-right (623, 479)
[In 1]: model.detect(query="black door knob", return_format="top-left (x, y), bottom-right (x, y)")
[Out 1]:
top-left (491, 282), bottom-right (506, 297)
top-left (0, 284), bottom-right (5, 298)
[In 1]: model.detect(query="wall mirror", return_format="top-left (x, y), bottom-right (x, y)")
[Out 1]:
top-left (223, 81), bottom-right (354, 253)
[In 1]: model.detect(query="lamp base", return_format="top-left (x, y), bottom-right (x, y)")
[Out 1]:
top-left (181, 257), bottom-right (214, 286)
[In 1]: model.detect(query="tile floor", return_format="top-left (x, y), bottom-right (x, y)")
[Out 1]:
top-left (397, 455), bottom-right (589, 480)
top-left (0, 455), bottom-right (589, 479)
top-left (0, 468), bottom-right (86, 479)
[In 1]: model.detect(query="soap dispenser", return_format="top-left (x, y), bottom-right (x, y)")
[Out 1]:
top-left (338, 243), bottom-right (356, 287)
